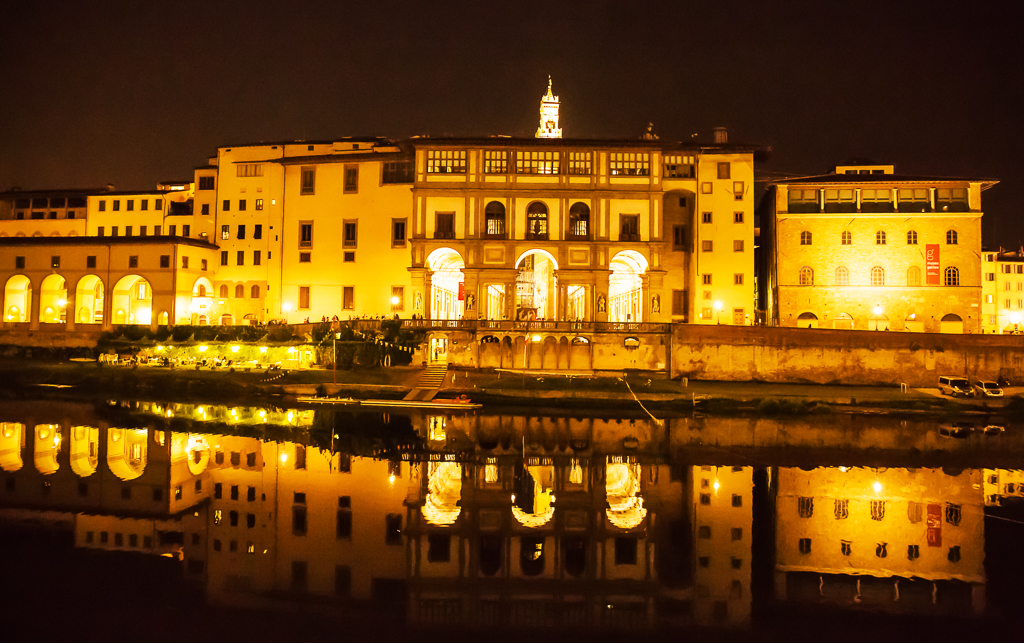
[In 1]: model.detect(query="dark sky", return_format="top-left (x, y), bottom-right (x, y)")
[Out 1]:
top-left (2, 0), bottom-right (1022, 244)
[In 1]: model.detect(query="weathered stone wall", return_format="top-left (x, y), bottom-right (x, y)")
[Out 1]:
top-left (671, 324), bottom-right (1024, 386)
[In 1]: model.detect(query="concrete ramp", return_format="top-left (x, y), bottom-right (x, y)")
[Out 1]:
top-left (403, 365), bottom-right (448, 401)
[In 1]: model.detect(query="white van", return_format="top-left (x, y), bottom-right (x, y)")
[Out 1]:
top-left (938, 376), bottom-right (974, 397)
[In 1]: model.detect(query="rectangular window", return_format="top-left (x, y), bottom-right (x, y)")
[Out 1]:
top-left (391, 286), bottom-right (404, 311)
top-left (142, 199), bottom-right (150, 210)
top-left (609, 152), bottom-right (649, 176)
top-left (198, 176), bottom-right (215, 190)
top-left (140, 225), bottom-right (147, 236)
top-left (125, 226), bottom-right (133, 236)
top-left (483, 150), bottom-right (508, 174)
top-left (788, 188), bottom-right (820, 213)
top-left (733, 240), bottom-right (744, 252)
top-left (663, 154), bottom-right (695, 178)
top-left (299, 286), bottom-right (310, 310)
top-left (344, 166), bottom-right (359, 193)
top-left (426, 150), bottom-right (467, 174)
top-left (293, 507), bottom-right (307, 535)
top-left (255, 198), bottom-right (263, 211)
top-left (701, 182), bottom-right (712, 194)
top-left (154, 198), bottom-right (162, 210)
top-left (734, 212), bottom-right (744, 223)
top-left (299, 222), bottom-right (313, 248)
top-left (126, 200), bottom-right (134, 211)
top-left (336, 509), bottom-right (352, 539)
top-left (51, 256), bottom-right (60, 269)
top-left (300, 167), bottom-right (316, 195)
top-left (936, 187), bottom-right (969, 211)
top-left (516, 150), bottom-right (560, 175)
top-left (702, 212), bottom-right (712, 224)
top-left (221, 225), bottom-right (229, 240)
top-left (236, 163), bottom-right (263, 177)
top-left (87, 256), bottom-right (96, 269)
top-left (673, 225), bottom-right (687, 249)
top-left (620, 214), bottom-right (639, 241)
top-left (236, 251), bottom-right (244, 266)
top-left (113, 200), bottom-right (120, 211)
top-left (567, 152), bottom-right (592, 175)
top-left (222, 200), bottom-right (230, 212)
top-left (128, 256), bottom-right (138, 268)
top-left (435, 212), bottom-right (455, 239)
top-left (237, 225), bottom-right (245, 240)
top-left (154, 225), bottom-right (161, 235)
top-left (702, 274), bottom-right (712, 285)
top-left (253, 251), bottom-right (261, 266)
top-left (343, 252), bottom-right (354, 262)
top-left (734, 273), bottom-right (744, 285)
top-left (824, 188), bottom-right (857, 213)
top-left (392, 219), bottom-right (407, 247)
top-left (343, 286), bottom-right (355, 310)
top-left (238, 199), bottom-right (246, 211)
top-left (97, 226), bottom-right (105, 236)
top-left (15, 256), bottom-right (25, 269)
top-left (672, 289), bottom-right (686, 315)
top-left (200, 203), bottom-right (209, 215)
top-left (299, 252), bottom-right (311, 263)
top-left (99, 201), bottom-right (106, 212)
top-left (182, 225), bottom-right (190, 237)
top-left (385, 514), bottom-right (402, 545)
top-left (220, 251), bottom-right (228, 266)
top-left (112, 226), bottom-right (118, 236)
top-left (160, 255), bottom-right (170, 268)
top-left (382, 160), bottom-right (414, 183)
top-left (343, 221), bottom-right (358, 247)
top-left (701, 240), bottom-right (713, 252)
top-left (254, 224), bottom-right (262, 239)
top-left (733, 181), bottom-right (744, 200)
top-left (717, 162), bottom-right (731, 179)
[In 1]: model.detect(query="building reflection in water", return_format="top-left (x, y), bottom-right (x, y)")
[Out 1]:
top-left (0, 401), bottom-right (1013, 631)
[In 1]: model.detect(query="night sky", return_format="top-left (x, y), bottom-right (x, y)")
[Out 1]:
top-left (2, 0), bottom-right (1022, 244)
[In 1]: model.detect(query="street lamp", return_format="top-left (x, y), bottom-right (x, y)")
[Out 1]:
top-left (872, 304), bottom-right (884, 330)
top-left (713, 300), bottom-right (723, 325)
top-left (333, 332), bottom-right (342, 385)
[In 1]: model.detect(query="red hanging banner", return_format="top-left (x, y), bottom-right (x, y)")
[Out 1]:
top-left (926, 503), bottom-right (942, 547)
top-left (926, 244), bottom-right (941, 285)
top-left (457, 281), bottom-right (464, 301)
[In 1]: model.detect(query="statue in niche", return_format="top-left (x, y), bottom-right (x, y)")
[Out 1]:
top-left (597, 294), bottom-right (606, 313)
top-left (466, 293), bottom-right (475, 311)
top-left (652, 295), bottom-right (660, 313)
top-left (414, 291), bottom-right (422, 311)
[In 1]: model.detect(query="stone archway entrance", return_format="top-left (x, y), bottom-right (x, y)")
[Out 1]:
top-left (426, 248), bottom-right (465, 320)
top-left (609, 251), bottom-right (648, 323)
top-left (514, 250), bottom-right (558, 321)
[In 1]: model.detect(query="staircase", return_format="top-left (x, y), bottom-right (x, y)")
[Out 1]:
top-left (403, 365), bottom-right (448, 401)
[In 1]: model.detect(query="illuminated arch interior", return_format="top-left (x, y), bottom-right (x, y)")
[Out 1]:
top-left (34, 424), bottom-right (62, 475)
top-left (0, 422), bottom-right (24, 472)
top-left (39, 274), bottom-right (67, 324)
top-left (70, 425), bottom-right (99, 477)
top-left (515, 250), bottom-right (558, 320)
top-left (107, 428), bottom-right (148, 480)
top-left (608, 251), bottom-right (648, 323)
top-left (421, 461), bottom-right (462, 526)
top-left (112, 275), bottom-right (152, 325)
top-left (186, 434), bottom-right (211, 476)
top-left (75, 275), bottom-right (105, 324)
top-left (4, 275), bottom-right (31, 322)
top-left (512, 463), bottom-right (555, 527)
top-left (426, 248), bottom-right (465, 320)
top-left (606, 459), bottom-right (647, 529)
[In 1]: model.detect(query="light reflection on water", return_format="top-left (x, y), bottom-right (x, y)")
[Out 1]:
top-left (1, 399), bottom-right (1024, 633)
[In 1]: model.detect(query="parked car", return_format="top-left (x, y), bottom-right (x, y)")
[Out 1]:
top-left (983, 424), bottom-right (1005, 434)
top-left (973, 381), bottom-right (1004, 397)
top-left (938, 423), bottom-right (974, 439)
top-left (938, 376), bottom-right (975, 397)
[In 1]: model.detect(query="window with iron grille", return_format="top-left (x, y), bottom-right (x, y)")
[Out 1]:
top-left (834, 499), bottom-right (849, 519)
top-left (797, 497), bottom-right (813, 518)
top-left (870, 500), bottom-right (885, 521)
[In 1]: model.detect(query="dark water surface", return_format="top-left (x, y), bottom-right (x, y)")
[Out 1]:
top-left (1, 398), bottom-right (1022, 642)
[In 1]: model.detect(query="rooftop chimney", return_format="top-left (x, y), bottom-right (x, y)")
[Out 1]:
top-left (713, 127), bottom-right (728, 144)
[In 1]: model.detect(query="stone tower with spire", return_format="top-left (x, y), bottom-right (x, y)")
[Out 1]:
top-left (536, 76), bottom-right (562, 138)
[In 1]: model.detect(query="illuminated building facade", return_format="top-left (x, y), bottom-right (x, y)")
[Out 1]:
top-left (981, 249), bottom-right (1024, 333)
top-left (763, 163), bottom-right (995, 332)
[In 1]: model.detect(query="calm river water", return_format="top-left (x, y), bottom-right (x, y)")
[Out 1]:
top-left (1, 398), bottom-right (1022, 642)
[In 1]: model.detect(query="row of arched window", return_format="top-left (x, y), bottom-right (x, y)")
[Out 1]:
top-left (800, 229), bottom-right (959, 246)
top-left (798, 265), bottom-right (960, 287)
top-left (216, 284), bottom-right (260, 299)
top-left (482, 201), bottom-right (592, 240)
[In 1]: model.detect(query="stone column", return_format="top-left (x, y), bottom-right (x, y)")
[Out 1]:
top-left (101, 281), bottom-right (114, 331)
top-left (28, 282), bottom-right (41, 330)
top-left (646, 270), bottom-right (666, 323)
top-left (64, 287), bottom-right (76, 332)
top-left (462, 268), bottom-right (479, 321)
top-left (594, 270), bottom-right (611, 323)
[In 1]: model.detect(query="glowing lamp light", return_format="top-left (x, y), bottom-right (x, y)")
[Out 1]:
top-left (287, 411), bottom-right (293, 422)
top-left (198, 345), bottom-right (208, 353)
top-left (57, 298), bottom-right (67, 307)
top-left (156, 346), bottom-right (165, 352)
top-left (713, 480), bottom-right (720, 493)
top-left (231, 345), bottom-right (240, 353)
top-left (1012, 313), bottom-right (1022, 325)
top-left (531, 334), bottom-right (542, 342)
top-left (873, 481), bottom-right (883, 494)
top-left (279, 452), bottom-right (288, 464)
top-left (713, 300), bottom-right (723, 311)
top-left (873, 305), bottom-right (884, 317)
top-left (390, 296), bottom-right (400, 305)
top-left (389, 474), bottom-right (396, 485)
top-left (282, 302), bottom-right (292, 312)
top-left (259, 346), bottom-right (268, 354)
top-left (288, 347), bottom-right (296, 354)
top-left (839, 466), bottom-right (849, 472)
